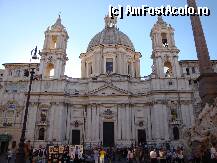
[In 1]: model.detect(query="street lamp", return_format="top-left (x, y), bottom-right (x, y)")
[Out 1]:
top-left (16, 46), bottom-right (39, 163)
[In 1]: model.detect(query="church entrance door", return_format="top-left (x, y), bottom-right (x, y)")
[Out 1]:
top-left (72, 130), bottom-right (80, 145)
top-left (138, 129), bottom-right (146, 145)
top-left (103, 122), bottom-right (114, 147)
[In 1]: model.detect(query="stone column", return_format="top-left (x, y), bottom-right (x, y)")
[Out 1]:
top-left (147, 106), bottom-right (152, 142)
top-left (81, 59), bottom-right (86, 78)
top-left (152, 104), bottom-right (160, 140)
top-left (113, 56), bottom-right (116, 73)
top-left (92, 54), bottom-right (97, 75)
top-left (156, 57), bottom-right (163, 78)
top-left (156, 33), bottom-right (162, 48)
top-left (26, 104), bottom-right (37, 141)
top-left (188, 0), bottom-right (217, 104)
top-left (86, 105), bottom-right (91, 142)
top-left (163, 104), bottom-right (169, 140)
top-left (120, 54), bottom-right (124, 74)
top-left (48, 104), bottom-right (55, 141)
top-left (135, 59), bottom-right (140, 77)
top-left (121, 105), bottom-right (126, 140)
top-left (171, 33), bottom-right (175, 47)
top-left (117, 105), bottom-right (121, 140)
top-left (126, 104), bottom-right (130, 140)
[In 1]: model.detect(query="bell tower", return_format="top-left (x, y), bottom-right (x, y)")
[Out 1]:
top-left (39, 15), bottom-right (69, 79)
top-left (150, 16), bottom-right (181, 78)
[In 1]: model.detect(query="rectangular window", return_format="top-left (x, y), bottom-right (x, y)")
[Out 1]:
top-left (186, 68), bottom-right (190, 75)
top-left (168, 81), bottom-right (173, 85)
top-left (189, 80), bottom-right (192, 85)
top-left (128, 62), bottom-right (132, 75)
top-left (106, 58), bottom-right (113, 73)
top-left (192, 67), bottom-right (196, 73)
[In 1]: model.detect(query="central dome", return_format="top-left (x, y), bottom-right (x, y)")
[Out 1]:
top-left (87, 16), bottom-right (135, 52)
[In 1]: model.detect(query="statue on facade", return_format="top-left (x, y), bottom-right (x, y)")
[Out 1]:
top-left (104, 15), bottom-right (117, 28)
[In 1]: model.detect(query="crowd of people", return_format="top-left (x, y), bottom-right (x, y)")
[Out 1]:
top-left (84, 146), bottom-right (185, 163)
top-left (3, 142), bottom-right (217, 163)
top-left (82, 143), bottom-right (217, 163)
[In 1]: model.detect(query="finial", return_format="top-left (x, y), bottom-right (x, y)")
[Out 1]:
top-left (55, 14), bottom-right (61, 25)
top-left (157, 16), bottom-right (163, 22)
top-left (104, 14), bottom-right (117, 28)
top-left (157, 16), bottom-right (166, 25)
top-left (58, 11), bottom-right (61, 19)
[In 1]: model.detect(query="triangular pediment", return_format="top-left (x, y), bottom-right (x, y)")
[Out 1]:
top-left (88, 83), bottom-right (129, 96)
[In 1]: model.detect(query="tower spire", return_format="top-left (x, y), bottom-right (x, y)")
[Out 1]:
top-left (55, 14), bottom-right (62, 26)
top-left (187, 0), bottom-right (217, 104)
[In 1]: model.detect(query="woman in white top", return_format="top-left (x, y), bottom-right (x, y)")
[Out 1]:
top-left (150, 149), bottom-right (157, 163)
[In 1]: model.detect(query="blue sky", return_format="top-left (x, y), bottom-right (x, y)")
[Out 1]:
top-left (0, 0), bottom-right (216, 77)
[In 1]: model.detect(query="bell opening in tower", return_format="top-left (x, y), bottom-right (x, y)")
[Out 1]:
top-left (161, 33), bottom-right (168, 47)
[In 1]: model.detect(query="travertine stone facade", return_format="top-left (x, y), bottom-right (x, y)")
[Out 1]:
top-left (0, 16), bottom-right (217, 148)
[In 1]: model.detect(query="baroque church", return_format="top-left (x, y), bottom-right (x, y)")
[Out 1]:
top-left (0, 15), bottom-right (217, 150)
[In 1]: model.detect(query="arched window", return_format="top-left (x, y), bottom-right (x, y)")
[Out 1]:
top-left (173, 126), bottom-right (179, 140)
top-left (15, 70), bottom-right (21, 77)
top-left (164, 61), bottom-right (172, 77)
top-left (51, 35), bottom-right (57, 49)
top-left (45, 63), bottom-right (54, 78)
top-left (38, 128), bottom-right (45, 140)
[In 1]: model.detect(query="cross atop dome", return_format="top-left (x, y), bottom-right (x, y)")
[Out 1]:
top-left (104, 15), bottom-right (117, 28)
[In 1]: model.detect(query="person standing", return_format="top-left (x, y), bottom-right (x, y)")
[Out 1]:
top-left (210, 144), bottom-right (217, 163)
top-left (99, 148), bottom-right (106, 163)
top-left (93, 148), bottom-right (99, 163)
top-left (150, 149), bottom-right (157, 163)
top-left (177, 148), bottom-right (184, 163)
top-left (7, 149), bottom-right (12, 163)
top-left (127, 148), bottom-right (134, 163)
top-left (29, 146), bottom-right (33, 163)
top-left (134, 147), bottom-right (140, 163)
top-left (74, 146), bottom-right (81, 163)
top-left (159, 148), bottom-right (166, 163)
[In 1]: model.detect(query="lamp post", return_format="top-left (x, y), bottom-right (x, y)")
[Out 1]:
top-left (16, 46), bottom-right (39, 163)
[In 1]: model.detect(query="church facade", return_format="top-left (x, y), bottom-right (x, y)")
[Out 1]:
top-left (0, 16), bottom-right (217, 149)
